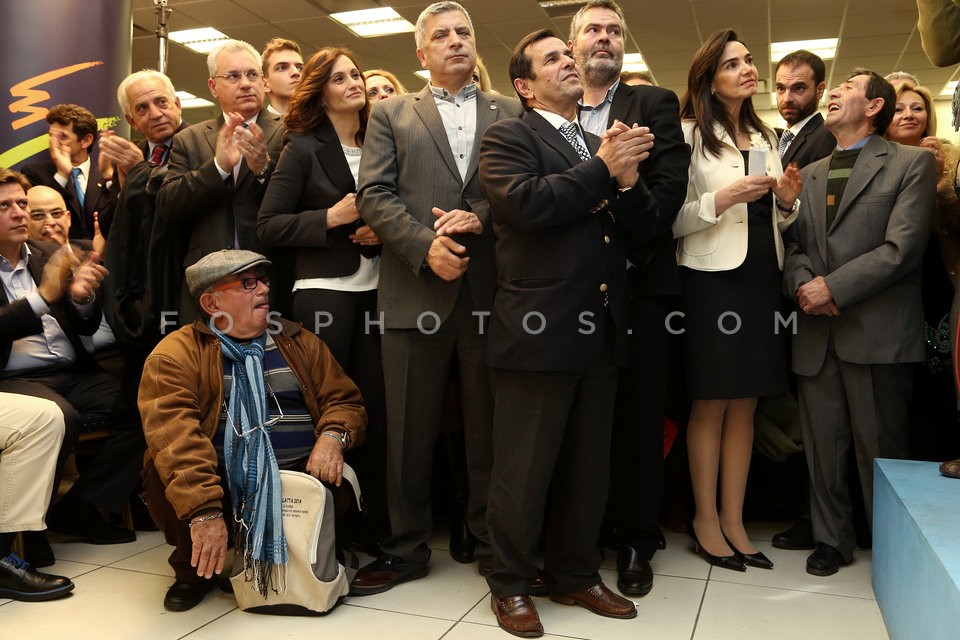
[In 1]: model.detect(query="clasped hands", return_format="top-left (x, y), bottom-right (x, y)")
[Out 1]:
top-left (596, 120), bottom-right (654, 189)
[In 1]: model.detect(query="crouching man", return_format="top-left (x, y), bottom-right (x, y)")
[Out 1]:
top-left (138, 250), bottom-right (367, 611)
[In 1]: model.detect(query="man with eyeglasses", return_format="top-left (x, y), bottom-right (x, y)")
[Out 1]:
top-left (261, 38), bottom-right (303, 116)
top-left (157, 40), bottom-right (284, 324)
top-left (138, 249), bottom-right (366, 611)
top-left (0, 168), bottom-right (144, 565)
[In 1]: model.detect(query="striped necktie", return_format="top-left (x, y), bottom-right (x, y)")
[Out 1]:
top-left (778, 130), bottom-right (795, 158)
top-left (559, 123), bottom-right (591, 162)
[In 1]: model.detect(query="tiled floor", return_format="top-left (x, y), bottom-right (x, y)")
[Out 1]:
top-left (0, 522), bottom-right (889, 639)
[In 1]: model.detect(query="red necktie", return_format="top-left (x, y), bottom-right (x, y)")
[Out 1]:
top-left (149, 143), bottom-right (168, 166)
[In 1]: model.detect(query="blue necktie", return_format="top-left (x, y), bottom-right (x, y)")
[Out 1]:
top-left (71, 167), bottom-right (85, 209)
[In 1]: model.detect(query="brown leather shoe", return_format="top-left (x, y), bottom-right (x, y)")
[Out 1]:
top-left (550, 581), bottom-right (637, 619)
top-left (940, 459), bottom-right (960, 479)
top-left (491, 594), bottom-right (544, 638)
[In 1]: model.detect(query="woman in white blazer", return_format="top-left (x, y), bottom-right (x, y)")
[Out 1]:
top-left (674, 29), bottom-right (800, 572)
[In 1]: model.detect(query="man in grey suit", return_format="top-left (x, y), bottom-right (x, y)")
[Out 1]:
top-left (350, 1), bottom-right (523, 595)
top-left (156, 40), bottom-right (283, 323)
top-left (783, 69), bottom-right (937, 576)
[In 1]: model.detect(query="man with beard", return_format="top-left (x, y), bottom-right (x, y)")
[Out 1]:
top-left (569, 0), bottom-right (690, 597)
top-left (768, 50), bottom-right (837, 553)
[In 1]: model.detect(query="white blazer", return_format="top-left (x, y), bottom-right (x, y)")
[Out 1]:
top-left (673, 120), bottom-right (797, 271)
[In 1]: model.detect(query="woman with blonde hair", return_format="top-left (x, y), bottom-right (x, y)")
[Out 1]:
top-left (363, 69), bottom-right (407, 101)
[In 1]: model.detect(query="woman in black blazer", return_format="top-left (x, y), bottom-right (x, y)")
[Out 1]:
top-left (258, 47), bottom-right (387, 547)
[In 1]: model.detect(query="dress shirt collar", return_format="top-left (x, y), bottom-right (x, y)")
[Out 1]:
top-left (578, 79), bottom-right (620, 110)
top-left (429, 82), bottom-right (477, 104)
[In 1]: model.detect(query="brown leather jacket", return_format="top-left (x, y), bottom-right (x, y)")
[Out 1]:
top-left (138, 317), bottom-right (367, 520)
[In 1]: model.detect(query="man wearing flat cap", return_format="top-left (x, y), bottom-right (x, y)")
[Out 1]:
top-left (138, 249), bottom-right (367, 612)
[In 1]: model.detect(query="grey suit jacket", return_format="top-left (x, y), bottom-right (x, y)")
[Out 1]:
top-left (783, 135), bottom-right (938, 375)
top-left (357, 85), bottom-right (523, 329)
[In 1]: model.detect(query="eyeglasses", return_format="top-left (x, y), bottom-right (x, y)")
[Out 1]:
top-left (208, 275), bottom-right (269, 293)
top-left (222, 382), bottom-right (285, 436)
top-left (29, 208), bottom-right (66, 221)
top-left (212, 70), bottom-right (263, 84)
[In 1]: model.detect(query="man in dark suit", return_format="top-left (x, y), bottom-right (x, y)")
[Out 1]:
top-left (20, 104), bottom-right (117, 240)
top-left (478, 29), bottom-right (658, 637)
top-left (775, 50), bottom-right (836, 170)
top-left (770, 49), bottom-right (838, 552)
top-left (570, 0), bottom-right (690, 597)
top-left (0, 168), bottom-right (143, 561)
top-left (783, 69), bottom-right (937, 576)
top-left (157, 40), bottom-right (283, 323)
top-left (350, 1), bottom-right (523, 596)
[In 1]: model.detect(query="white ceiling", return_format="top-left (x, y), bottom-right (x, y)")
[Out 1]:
top-left (131, 0), bottom-right (960, 123)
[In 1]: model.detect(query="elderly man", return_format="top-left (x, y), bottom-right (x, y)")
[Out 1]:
top-left (157, 40), bottom-right (284, 322)
top-left (0, 168), bottom-right (141, 565)
top-left (139, 249), bottom-right (367, 612)
top-left (351, 0), bottom-right (523, 596)
top-left (783, 69), bottom-right (937, 576)
top-left (0, 394), bottom-right (73, 602)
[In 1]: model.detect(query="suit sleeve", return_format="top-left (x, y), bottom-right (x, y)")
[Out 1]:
top-left (918, 0), bottom-right (960, 66)
top-left (356, 102), bottom-right (438, 275)
top-left (825, 150), bottom-right (938, 308)
top-left (636, 89), bottom-right (690, 244)
top-left (257, 137), bottom-right (332, 248)
top-left (478, 120), bottom-right (618, 232)
top-left (156, 130), bottom-right (231, 224)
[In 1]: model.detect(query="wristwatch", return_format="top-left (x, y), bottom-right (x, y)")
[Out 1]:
top-left (323, 428), bottom-right (351, 450)
top-left (254, 157), bottom-right (272, 180)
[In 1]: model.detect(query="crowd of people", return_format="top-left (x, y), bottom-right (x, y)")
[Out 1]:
top-left (2, 0), bottom-right (959, 637)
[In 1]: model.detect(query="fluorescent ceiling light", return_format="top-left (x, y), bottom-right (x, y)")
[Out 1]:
top-left (176, 91), bottom-right (214, 109)
top-left (168, 27), bottom-right (231, 54)
top-left (415, 70), bottom-right (431, 81)
top-left (330, 8), bottom-right (414, 38)
top-left (622, 53), bottom-right (648, 73)
top-left (770, 38), bottom-right (839, 61)
top-left (941, 80), bottom-right (958, 96)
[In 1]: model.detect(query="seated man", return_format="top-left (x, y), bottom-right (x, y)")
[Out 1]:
top-left (0, 393), bottom-right (74, 601)
top-left (0, 168), bottom-right (142, 567)
top-left (139, 249), bottom-right (367, 612)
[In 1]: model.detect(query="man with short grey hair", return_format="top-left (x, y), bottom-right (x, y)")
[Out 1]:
top-left (351, 1), bottom-right (523, 596)
top-left (157, 39), bottom-right (284, 323)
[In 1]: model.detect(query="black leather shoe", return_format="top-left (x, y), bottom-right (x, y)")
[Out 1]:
top-left (449, 517), bottom-right (477, 564)
top-left (616, 546), bottom-right (653, 596)
top-left (772, 517), bottom-right (815, 550)
top-left (47, 497), bottom-right (136, 545)
top-left (21, 531), bottom-right (55, 568)
top-left (163, 579), bottom-right (216, 611)
top-left (350, 554), bottom-right (429, 596)
top-left (806, 543), bottom-right (849, 577)
top-left (0, 553), bottom-right (74, 601)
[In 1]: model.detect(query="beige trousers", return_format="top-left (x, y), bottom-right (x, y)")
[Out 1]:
top-left (0, 393), bottom-right (64, 532)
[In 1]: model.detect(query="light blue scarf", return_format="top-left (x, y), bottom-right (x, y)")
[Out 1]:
top-left (212, 321), bottom-right (287, 595)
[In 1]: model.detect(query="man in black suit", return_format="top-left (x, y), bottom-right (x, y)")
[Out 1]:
top-left (20, 104), bottom-right (117, 240)
top-left (157, 40), bottom-right (283, 323)
top-left (570, 0), bottom-right (690, 597)
top-left (0, 168), bottom-right (142, 561)
top-left (769, 49), bottom-right (837, 552)
top-left (478, 29), bottom-right (657, 638)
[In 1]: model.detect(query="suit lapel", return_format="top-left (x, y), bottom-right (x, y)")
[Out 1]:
top-left (203, 117), bottom-right (220, 156)
top-left (314, 121), bottom-right (356, 192)
top-left (608, 83), bottom-right (632, 126)
top-left (526, 111), bottom-right (581, 168)
top-left (783, 114), bottom-right (823, 166)
top-left (831, 136), bottom-right (888, 228)
top-left (413, 85), bottom-right (462, 185)
top-left (464, 90), bottom-right (502, 186)
top-left (808, 162), bottom-right (830, 263)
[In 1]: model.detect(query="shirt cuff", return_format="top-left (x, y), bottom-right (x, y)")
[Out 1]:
top-left (54, 173), bottom-right (68, 189)
top-left (213, 159), bottom-right (231, 180)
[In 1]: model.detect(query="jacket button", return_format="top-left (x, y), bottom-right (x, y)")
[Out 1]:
top-left (599, 283), bottom-right (608, 292)
top-left (603, 235), bottom-right (611, 244)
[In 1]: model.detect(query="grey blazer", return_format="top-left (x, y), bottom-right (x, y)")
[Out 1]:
top-left (357, 85), bottom-right (523, 329)
top-left (783, 135), bottom-right (938, 375)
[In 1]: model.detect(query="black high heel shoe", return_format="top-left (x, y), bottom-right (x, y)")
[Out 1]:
top-left (690, 532), bottom-right (746, 572)
top-left (723, 534), bottom-right (774, 570)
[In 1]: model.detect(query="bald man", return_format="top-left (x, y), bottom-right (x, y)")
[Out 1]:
top-left (27, 186), bottom-right (79, 248)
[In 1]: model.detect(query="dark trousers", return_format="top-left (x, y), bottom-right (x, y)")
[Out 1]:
top-left (379, 283), bottom-right (493, 565)
top-left (292, 287), bottom-right (389, 542)
top-left (486, 364), bottom-right (618, 597)
top-left (797, 348), bottom-right (913, 561)
top-left (0, 365), bottom-right (144, 512)
top-left (607, 295), bottom-right (671, 557)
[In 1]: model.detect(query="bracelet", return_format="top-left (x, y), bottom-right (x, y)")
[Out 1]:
top-left (321, 430), bottom-right (348, 450)
top-left (776, 197), bottom-right (799, 213)
top-left (188, 511), bottom-right (223, 528)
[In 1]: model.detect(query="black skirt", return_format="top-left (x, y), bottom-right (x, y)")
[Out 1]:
top-left (679, 195), bottom-right (789, 399)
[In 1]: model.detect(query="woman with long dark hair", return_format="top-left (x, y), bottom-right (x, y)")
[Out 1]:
top-left (673, 29), bottom-right (801, 571)
top-left (258, 47), bottom-right (388, 547)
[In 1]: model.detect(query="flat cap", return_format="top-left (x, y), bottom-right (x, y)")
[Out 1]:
top-left (185, 249), bottom-right (271, 297)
